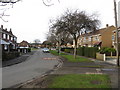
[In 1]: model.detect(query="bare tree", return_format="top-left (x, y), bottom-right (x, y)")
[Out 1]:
top-left (42, 0), bottom-right (60, 6)
top-left (48, 19), bottom-right (73, 47)
top-left (50, 9), bottom-right (100, 58)
top-left (34, 39), bottom-right (41, 44)
top-left (0, 0), bottom-right (21, 22)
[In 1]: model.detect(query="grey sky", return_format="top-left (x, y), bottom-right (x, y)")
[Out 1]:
top-left (0, 0), bottom-right (120, 43)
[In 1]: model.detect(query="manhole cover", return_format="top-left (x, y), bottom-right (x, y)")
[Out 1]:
top-left (42, 58), bottom-right (57, 60)
top-left (101, 69), bottom-right (117, 71)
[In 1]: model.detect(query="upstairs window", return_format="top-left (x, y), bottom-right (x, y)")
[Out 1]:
top-left (7, 35), bottom-right (9, 40)
top-left (112, 35), bottom-right (115, 40)
top-left (3, 34), bottom-right (6, 39)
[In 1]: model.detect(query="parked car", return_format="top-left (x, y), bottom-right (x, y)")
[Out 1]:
top-left (42, 48), bottom-right (50, 53)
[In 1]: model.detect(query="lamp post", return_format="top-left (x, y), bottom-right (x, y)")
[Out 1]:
top-left (114, 0), bottom-right (119, 66)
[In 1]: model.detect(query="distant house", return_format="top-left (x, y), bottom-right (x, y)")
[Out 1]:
top-left (30, 43), bottom-right (41, 48)
top-left (73, 25), bottom-right (116, 48)
top-left (0, 25), bottom-right (17, 52)
top-left (18, 40), bottom-right (30, 53)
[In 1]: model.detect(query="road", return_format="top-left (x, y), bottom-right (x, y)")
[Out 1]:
top-left (2, 49), bottom-right (59, 88)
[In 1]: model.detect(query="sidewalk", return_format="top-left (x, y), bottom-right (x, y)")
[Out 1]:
top-left (2, 51), bottom-right (36, 67)
top-left (16, 53), bottom-right (119, 89)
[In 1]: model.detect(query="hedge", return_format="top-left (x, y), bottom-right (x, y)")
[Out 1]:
top-left (2, 51), bottom-right (20, 61)
top-left (77, 47), bottom-right (98, 58)
top-left (63, 47), bottom-right (98, 58)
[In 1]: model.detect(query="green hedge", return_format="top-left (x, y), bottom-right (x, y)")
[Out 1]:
top-left (2, 51), bottom-right (20, 61)
top-left (77, 47), bottom-right (84, 56)
top-left (77, 47), bottom-right (98, 58)
top-left (64, 47), bottom-right (98, 58)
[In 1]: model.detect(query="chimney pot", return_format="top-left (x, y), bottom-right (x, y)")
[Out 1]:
top-left (1, 25), bottom-right (3, 29)
top-left (106, 24), bottom-right (109, 27)
top-left (5, 28), bottom-right (7, 31)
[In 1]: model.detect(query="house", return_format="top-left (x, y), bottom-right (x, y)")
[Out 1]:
top-left (0, 25), bottom-right (17, 52)
top-left (74, 25), bottom-right (116, 48)
top-left (18, 40), bottom-right (30, 53)
top-left (30, 43), bottom-right (41, 48)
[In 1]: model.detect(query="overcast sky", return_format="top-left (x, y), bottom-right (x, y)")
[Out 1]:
top-left (0, 0), bottom-right (120, 43)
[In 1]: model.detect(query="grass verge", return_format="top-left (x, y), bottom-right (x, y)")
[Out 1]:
top-left (48, 74), bottom-right (111, 88)
top-left (50, 50), bottom-right (92, 62)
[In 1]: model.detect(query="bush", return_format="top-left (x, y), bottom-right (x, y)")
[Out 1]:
top-left (99, 47), bottom-right (116, 54)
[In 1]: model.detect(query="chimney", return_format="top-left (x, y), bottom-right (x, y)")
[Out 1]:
top-left (5, 28), bottom-right (7, 31)
top-left (1, 25), bottom-right (3, 29)
top-left (106, 24), bottom-right (109, 28)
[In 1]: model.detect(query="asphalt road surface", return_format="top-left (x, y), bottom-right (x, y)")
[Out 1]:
top-left (2, 49), bottom-right (59, 88)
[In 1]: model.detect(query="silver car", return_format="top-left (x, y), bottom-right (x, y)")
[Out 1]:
top-left (42, 48), bottom-right (50, 53)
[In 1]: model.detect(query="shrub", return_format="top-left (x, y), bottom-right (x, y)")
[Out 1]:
top-left (99, 47), bottom-right (116, 54)
top-left (98, 47), bottom-right (116, 56)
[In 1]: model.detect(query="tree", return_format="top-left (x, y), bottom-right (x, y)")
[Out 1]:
top-left (50, 9), bottom-right (100, 58)
top-left (33, 39), bottom-right (41, 45)
top-left (0, 0), bottom-right (21, 22)
top-left (42, 0), bottom-right (60, 6)
top-left (0, 0), bottom-right (60, 22)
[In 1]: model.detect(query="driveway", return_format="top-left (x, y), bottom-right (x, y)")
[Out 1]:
top-left (2, 49), bottom-right (59, 88)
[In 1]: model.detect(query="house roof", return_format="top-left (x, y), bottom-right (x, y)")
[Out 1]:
top-left (1, 25), bottom-right (17, 38)
top-left (80, 25), bottom-right (115, 37)
top-left (19, 40), bottom-right (29, 47)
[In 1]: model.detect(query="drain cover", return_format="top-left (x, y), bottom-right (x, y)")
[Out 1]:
top-left (101, 69), bottom-right (117, 71)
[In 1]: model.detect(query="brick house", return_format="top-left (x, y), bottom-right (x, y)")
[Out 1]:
top-left (18, 40), bottom-right (30, 53)
top-left (0, 25), bottom-right (17, 52)
top-left (73, 25), bottom-right (116, 48)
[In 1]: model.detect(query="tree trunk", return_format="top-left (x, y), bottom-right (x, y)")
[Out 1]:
top-left (74, 45), bottom-right (77, 59)
top-left (74, 39), bottom-right (77, 59)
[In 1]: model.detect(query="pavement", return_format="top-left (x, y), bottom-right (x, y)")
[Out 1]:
top-left (105, 58), bottom-right (120, 65)
top-left (14, 53), bottom-right (119, 89)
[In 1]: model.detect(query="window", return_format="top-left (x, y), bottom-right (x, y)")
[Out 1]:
top-left (112, 35), bottom-right (115, 40)
top-left (14, 37), bottom-right (17, 42)
top-left (93, 36), bottom-right (98, 41)
top-left (7, 35), bottom-right (9, 40)
top-left (3, 34), bottom-right (6, 39)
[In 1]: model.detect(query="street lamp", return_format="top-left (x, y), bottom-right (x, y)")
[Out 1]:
top-left (114, 0), bottom-right (119, 66)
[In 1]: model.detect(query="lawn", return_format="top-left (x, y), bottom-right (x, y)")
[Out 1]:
top-left (50, 50), bottom-right (92, 62)
top-left (48, 74), bottom-right (111, 88)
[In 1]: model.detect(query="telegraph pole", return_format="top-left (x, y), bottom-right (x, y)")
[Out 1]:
top-left (114, 0), bottom-right (119, 66)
